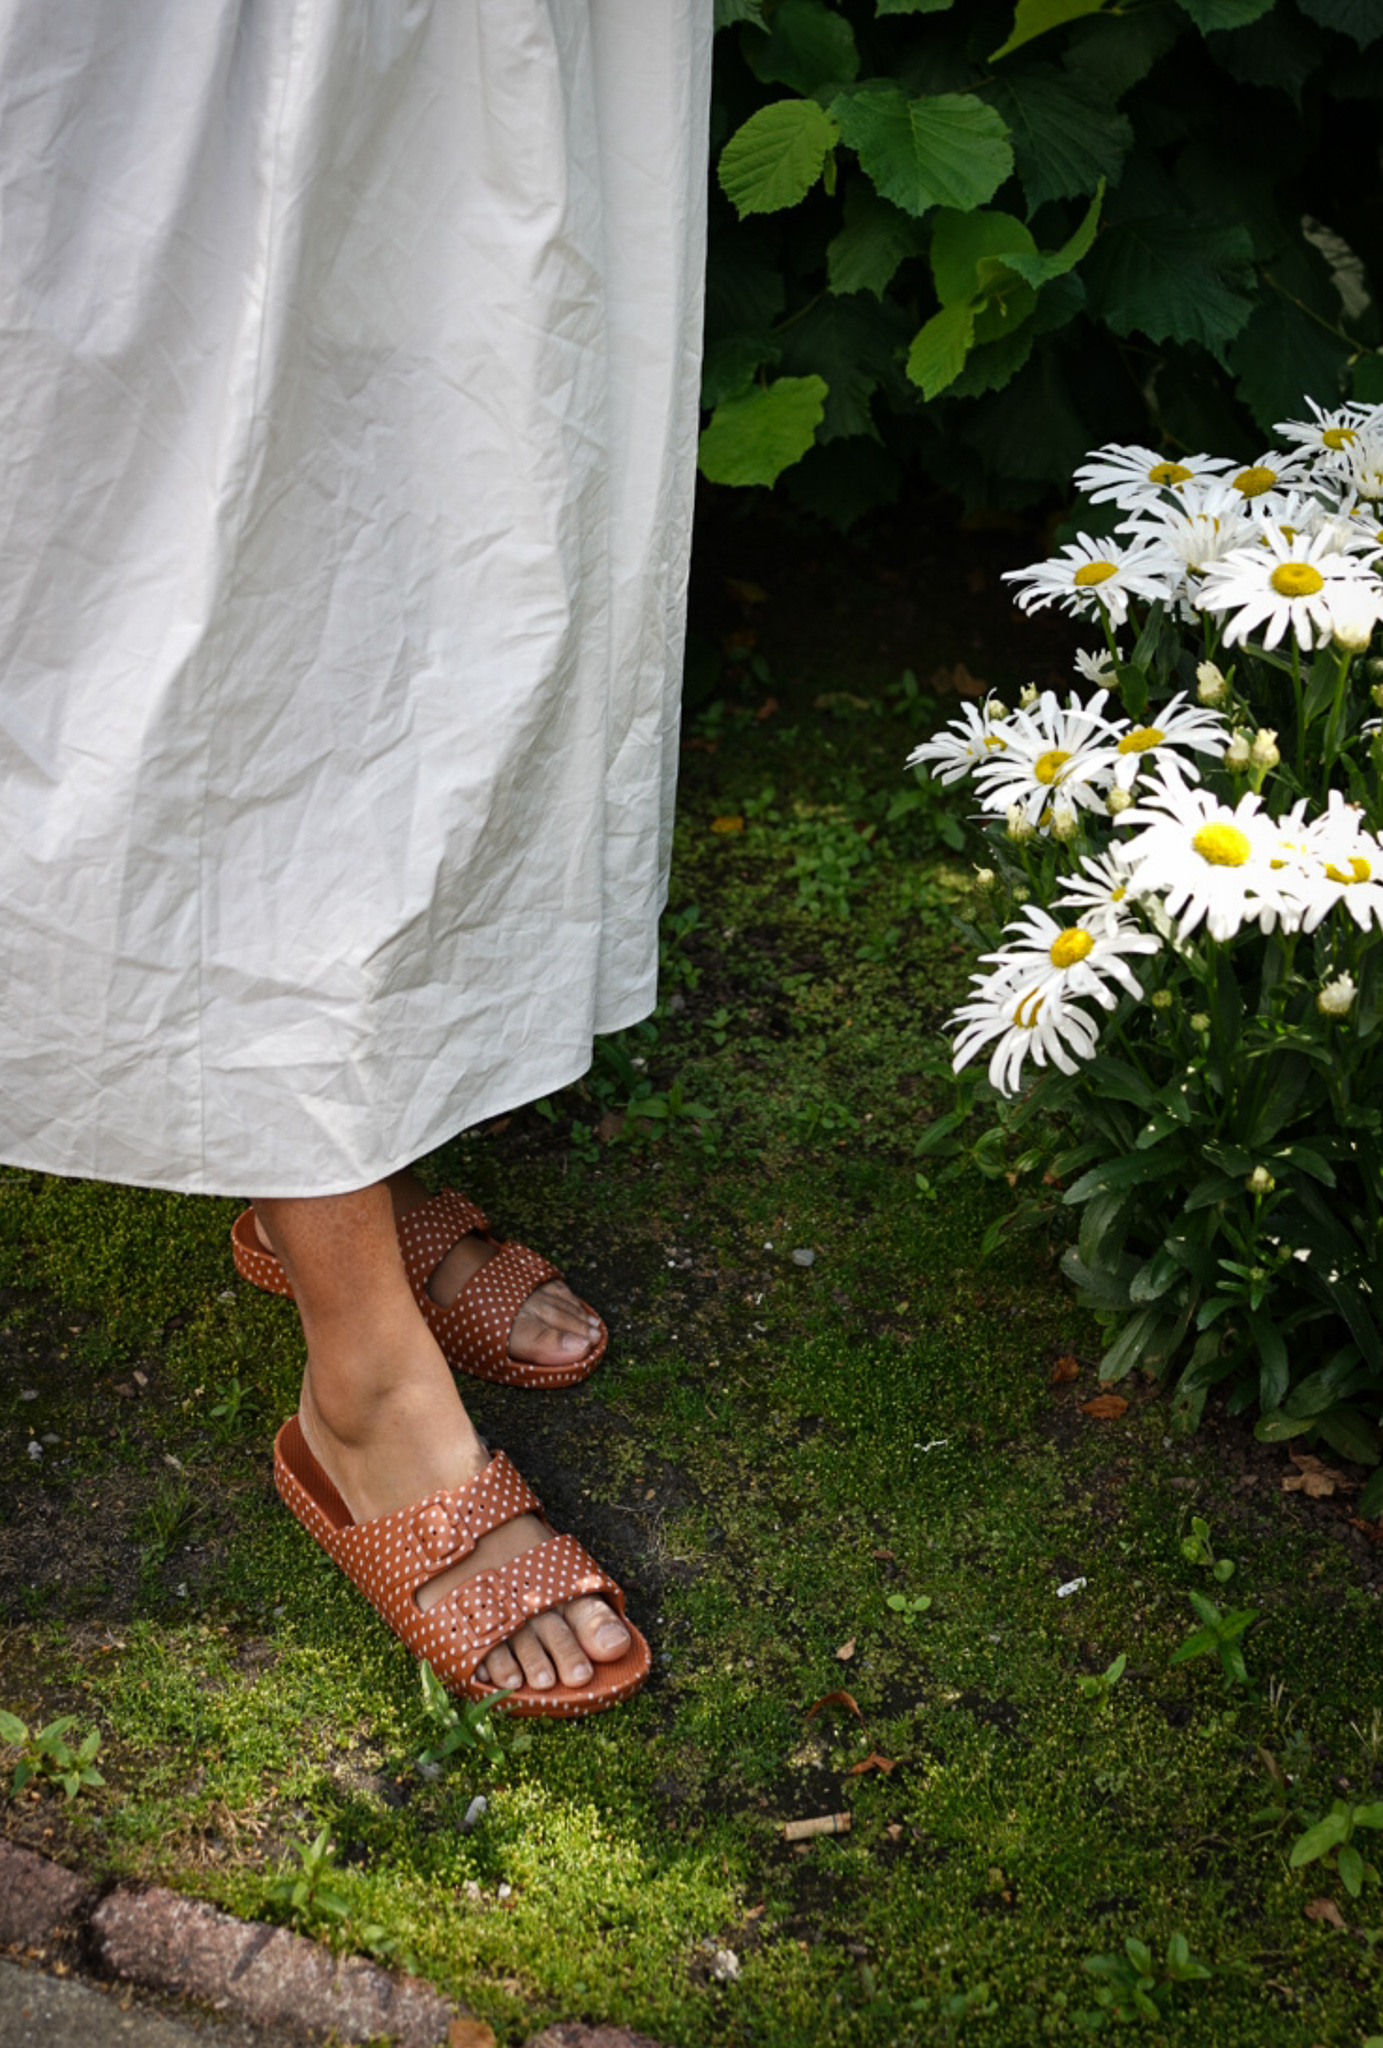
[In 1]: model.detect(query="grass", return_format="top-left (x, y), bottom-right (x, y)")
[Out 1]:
top-left (3, 513), bottom-right (1383, 2043)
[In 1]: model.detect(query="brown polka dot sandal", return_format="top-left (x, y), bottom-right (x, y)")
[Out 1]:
top-left (231, 1188), bottom-right (608, 1389)
top-left (273, 1416), bottom-right (650, 1717)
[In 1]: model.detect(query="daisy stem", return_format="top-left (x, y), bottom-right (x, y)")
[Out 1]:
top-left (1290, 640), bottom-right (1305, 780)
top-left (1321, 645), bottom-right (1354, 771)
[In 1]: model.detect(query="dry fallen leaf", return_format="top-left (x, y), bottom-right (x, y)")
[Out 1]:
top-left (872, 1547), bottom-right (895, 1560)
top-left (1348, 1515), bottom-right (1383, 1542)
top-left (1081, 1394), bottom-right (1130, 1420)
top-left (805, 1689), bottom-right (863, 1723)
top-left (834, 1637), bottom-right (856, 1662)
top-left (928, 659), bottom-right (987, 698)
top-left (754, 696), bottom-right (779, 721)
top-left (1050, 1355), bottom-right (1080, 1385)
top-left (846, 1752), bottom-right (897, 1777)
top-left (1283, 1451), bottom-right (1352, 1498)
top-left (711, 815), bottom-right (745, 834)
top-left (885, 1823), bottom-right (904, 1842)
top-left (1304, 1897), bottom-right (1348, 1931)
top-left (594, 1109), bottom-right (625, 1144)
top-left (450, 2021), bottom-right (497, 2048)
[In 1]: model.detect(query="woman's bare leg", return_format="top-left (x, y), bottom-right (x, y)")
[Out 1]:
top-left (254, 1182), bottom-right (631, 1692)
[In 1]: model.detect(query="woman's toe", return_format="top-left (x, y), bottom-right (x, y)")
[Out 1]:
top-left (565, 1594), bottom-right (630, 1662)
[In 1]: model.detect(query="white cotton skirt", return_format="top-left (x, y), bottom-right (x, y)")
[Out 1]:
top-left (0, 0), bottom-right (711, 1195)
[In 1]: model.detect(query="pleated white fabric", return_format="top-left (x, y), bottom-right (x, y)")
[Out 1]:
top-left (0, 0), bottom-right (710, 1195)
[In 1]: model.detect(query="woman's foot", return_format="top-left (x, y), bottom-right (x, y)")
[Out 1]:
top-left (253, 1168), bottom-right (600, 1372)
top-left (257, 1184), bottom-right (631, 1693)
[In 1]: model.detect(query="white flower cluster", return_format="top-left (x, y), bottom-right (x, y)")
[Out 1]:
top-left (911, 677), bottom-right (1383, 1095)
top-left (1001, 405), bottom-right (1383, 652)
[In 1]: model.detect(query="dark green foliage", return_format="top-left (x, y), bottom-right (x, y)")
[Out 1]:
top-left (703, 0), bottom-right (1383, 513)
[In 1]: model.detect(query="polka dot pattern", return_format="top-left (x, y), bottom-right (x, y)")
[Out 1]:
top-left (273, 1416), bottom-right (651, 1718)
top-left (230, 1187), bottom-right (608, 1388)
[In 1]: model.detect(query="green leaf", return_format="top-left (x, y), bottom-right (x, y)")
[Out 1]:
top-left (877, 0), bottom-right (954, 13)
top-left (1062, 9), bottom-right (1183, 100)
top-left (1065, 1141), bottom-right (1188, 1202)
top-left (718, 100), bottom-right (840, 218)
top-left (1353, 1802), bottom-right (1383, 1828)
top-left (1254, 1408), bottom-right (1317, 1442)
top-left (1248, 1311), bottom-right (1289, 1412)
top-left (1176, 0), bottom-right (1273, 29)
top-left (905, 302), bottom-right (976, 399)
top-left (827, 183), bottom-right (925, 299)
top-left (1291, 1810), bottom-right (1351, 1865)
top-left (1060, 1245), bottom-right (1136, 1311)
top-left (701, 333), bottom-right (781, 408)
top-left (778, 293), bottom-right (908, 441)
top-left (1083, 216), bottom-right (1257, 364)
top-left (1099, 1304), bottom-right (1166, 1381)
top-left (1360, 1464), bottom-right (1383, 1517)
top-left (1296, 0), bottom-right (1383, 43)
top-left (987, 66), bottom-right (1131, 212)
top-left (1002, 186), bottom-right (1104, 286)
top-left (991, 0), bottom-right (1110, 62)
top-left (746, 0), bottom-right (860, 95)
top-left (932, 208), bottom-right (1036, 305)
top-left (831, 89), bottom-right (1015, 218)
top-left (1230, 287), bottom-right (1354, 441)
top-left (1276, 1143), bottom-right (1336, 1188)
top-left (1313, 1402), bottom-right (1381, 1468)
top-left (1338, 1841), bottom-right (1366, 1895)
top-left (0, 1711), bottom-right (27, 1745)
top-left (716, 0), bottom-right (768, 27)
top-left (698, 376), bottom-right (827, 486)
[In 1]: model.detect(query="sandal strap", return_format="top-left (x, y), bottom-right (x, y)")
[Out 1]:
top-left (417, 1532), bottom-right (623, 1680)
top-left (423, 1237), bottom-right (563, 1381)
top-left (396, 1187), bottom-right (492, 1298)
top-left (327, 1450), bottom-right (543, 1602)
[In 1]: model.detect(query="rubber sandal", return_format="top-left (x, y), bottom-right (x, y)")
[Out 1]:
top-left (273, 1416), bottom-right (650, 1717)
top-left (231, 1188), bottom-right (608, 1388)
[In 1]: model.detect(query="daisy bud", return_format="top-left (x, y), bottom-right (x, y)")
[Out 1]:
top-left (1006, 804), bottom-right (1035, 844)
top-left (1331, 587), bottom-right (1381, 653)
top-left (1366, 656), bottom-right (1383, 686)
top-left (987, 698), bottom-right (1009, 719)
top-left (1106, 787), bottom-right (1133, 816)
top-left (1371, 681), bottom-right (1383, 710)
top-left (1190, 1012), bottom-right (1210, 1033)
top-left (1019, 683), bottom-right (1039, 709)
top-left (1224, 731), bottom-right (1251, 771)
top-left (973, 867), bottom-right (996, 891)
top-left (1317, 971), bottom-right (1357, 1018)
top-left (1246, 1165), bottom-right (1275, 1196)
top-left (1196, 661), bottom-right (1227, 706)
top-left (1250, 728), bottom-right (1280, 770)
top-left (1150, 989), bottom-right (1172, 1011)
top-left (1050, 796), bottom-right (1078, 842)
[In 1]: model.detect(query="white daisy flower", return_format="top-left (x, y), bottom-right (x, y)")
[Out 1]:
top-left (952, 905), bottom-right (1157, 1095)
top-left (1330, 582), bottom-right (1383, 652)
top-left (1272, 397), bottom-right (1373, 459)
top-left (971, 688), bottom-right (1118, 827)
top-left (1105, 692), bottom-right (1230, 790)
top-left (1116, 478), bottom-right (1258, 588)
top-left (1052, 849), bottom-right (1139, 932)
top-left (1287, 791), bottom-right (1383, 933)
top-left (1116, 761), bottom-right (1300, 941)
top-left (1225, 448), bottom-right (1315, 501)
top-left (1002, 534), bottom-right (1179, 628)
top-left (1072, 444), bottom-right (1234, 507)
top-left (951, 972), bottom-right (1105, 1097)
top-left (906, 695), bottom-right (1012, 785)
top-left (1286, 491), bottom-right (1383, 562)
top-left (1335, 434), bottom-right (1383, 505)
top-left (1195, 526), bottom-right (1382, 651)
top-left (1074, 645), bottom-right (1118, 685)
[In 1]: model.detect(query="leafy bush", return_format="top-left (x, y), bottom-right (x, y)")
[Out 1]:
top-left (702, 0), bottom-right (1383, 520)
top-left (909, 401), bottom-right (1383, 1496)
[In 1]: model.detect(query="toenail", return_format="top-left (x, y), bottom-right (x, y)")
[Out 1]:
top-left (571, 1661), bottom-right (593, 1684)
top-left (533, 1669), bottom-right (554, 1688)
top-left (560, 1332), bottom-right (588, 1352)
top-left (597, 1623), bottom-right (628, 1650)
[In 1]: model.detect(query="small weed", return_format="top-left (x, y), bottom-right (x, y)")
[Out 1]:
top-left (1077, 1652), bottom-right (1127, 1712)
top-left (1076, 1932), bottom-right (1213, 2029)
top-left (415, 1659), bottom-right (527, 1772)
top-left (264, 1827), bottom-right (351, 1934)
top-left (1290, 1797), bottom-right (1383, 1898)
top-left (1180, 1514), bottom-right (1235, 1583)
top-left (209, 1374), bottom-right (254, 1435)
top-left (660, 903), bottom-right (704, 990)
top-left (0, 1709), bottom-right (105, 1801)
top-left (885, 1592), bottom-right (932, 1619)
top-left (133, 1476), bottom-right (197, 1571)
top-left (1170, 1591), bottom-right (1258, 1688)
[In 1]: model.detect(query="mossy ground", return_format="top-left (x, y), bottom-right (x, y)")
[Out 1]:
top-left (3, 500), bottom-right (1383, 2045)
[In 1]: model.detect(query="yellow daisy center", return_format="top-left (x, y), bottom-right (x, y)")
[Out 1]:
top-left (1118, 726), bottom-right (1164, 754)
top-left (1323, 428), bottom-right (1356, 451)
top-left (1073, 561), bottom-right (1118, 587)
top-left (1234, 465), bottom-right (1278, 498)
top-left (1193, 822), bottom-right (1251, 868)
top-left (1270, 562), bottom-right (1324, 598)
top-left (1325, 856), bottom-right (1371, 886)
top-left (1034, 748), bottom-right (1073, 785)
top-left (1111, 885), bottom-right (1126, 901)
top-left (1015, 988), bottom-right (1045, 1030)
top-left (1148, 461), bottom-right (1194, 487)
top-left (983, 733), bottom-right (1007, 750)
top-left (1049, 928), bottom-right (1094, 969)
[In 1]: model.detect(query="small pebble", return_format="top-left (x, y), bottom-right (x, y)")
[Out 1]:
top-left (26, 1440), bottom-right (42, 1460)
top-left (792, 1248), bottom-right (816, 1268)
top-left (497, 1882), bottom-right (512, 1900)
top-left (19, 1388), bottom-right (38, 1402)
top-left (416, 1761), bottom-right (442, 1783)
top-left (462, 1795), bottom-right (488, 1830)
